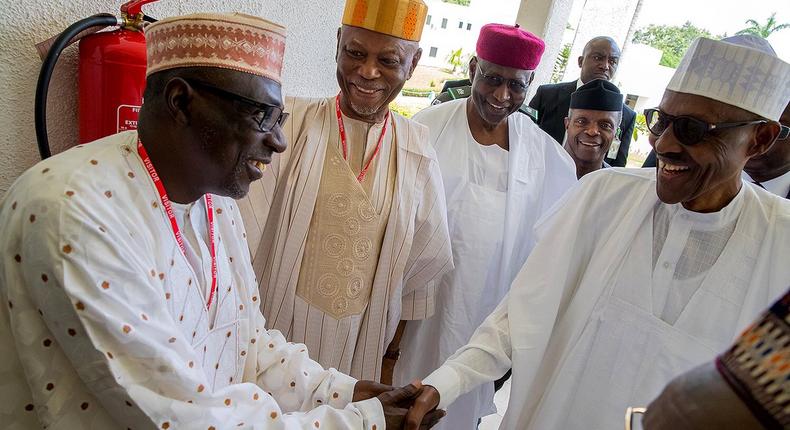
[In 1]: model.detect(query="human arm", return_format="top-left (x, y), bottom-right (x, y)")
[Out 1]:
top-left (642, 362), bottom-right (763, 430)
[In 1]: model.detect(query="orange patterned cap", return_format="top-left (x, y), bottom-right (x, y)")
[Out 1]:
top-left (342, 0), bottom-right (428, 42)
top-left (145, 13), bottom-right (286, 83)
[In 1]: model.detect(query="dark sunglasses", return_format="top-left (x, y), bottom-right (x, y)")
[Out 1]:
top-left (476, 65), bottom-right (529, 95)
top-left (185, 79), bottom-right (289, 133)
top-left (644, 108), bottom-right (766, 146)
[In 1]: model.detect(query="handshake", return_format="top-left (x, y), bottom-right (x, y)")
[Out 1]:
top-left (353, 380), bottom-right (445, 429)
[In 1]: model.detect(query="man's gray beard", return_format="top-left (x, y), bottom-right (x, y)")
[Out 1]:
top-left (350, 101), bottom-right (383, 117)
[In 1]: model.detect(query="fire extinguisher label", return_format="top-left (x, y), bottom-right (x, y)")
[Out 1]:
top-left (117, 105), bottom-right (141, 133)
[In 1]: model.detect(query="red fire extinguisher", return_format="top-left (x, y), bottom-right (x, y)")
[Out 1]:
top-left (35, 0), bottom-right (160, 159)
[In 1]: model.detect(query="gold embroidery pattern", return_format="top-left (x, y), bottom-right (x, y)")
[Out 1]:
top-left (296, 135), bottom-right (396, 319)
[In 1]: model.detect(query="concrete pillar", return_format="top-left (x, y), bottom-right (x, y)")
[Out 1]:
top-left (515, 0), bottom-right (577, 99)
top-left (561, 0), bottom-right (640, 82)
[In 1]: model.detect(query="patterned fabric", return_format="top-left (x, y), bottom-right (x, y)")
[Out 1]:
top-left (717, 289), bottom-right (790, 430)
top-left (296, 133), bottom-right (396, 319)
top-left (0, 131), bottom-right (385, 429)
top-left (145, 13), bottom-right (287, 82)
top-left (667, 37), bottom-right (790, 121)
top-left (342, 0), bottom-right (428, 42)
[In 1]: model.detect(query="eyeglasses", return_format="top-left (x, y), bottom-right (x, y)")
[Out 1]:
top-left (185, 79), bottom-right (289, 133)
top-left (644, 108), bottom-right (766, 146)
top-left (476, 65), bottom-right (529, 95)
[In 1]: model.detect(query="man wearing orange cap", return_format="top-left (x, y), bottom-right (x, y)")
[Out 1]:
top-left (0, 12), bottom-right (443, 429)
top-left (392, 23), bottom-right (576, 430)
top-left (239, 0), bottom-right (452, 385)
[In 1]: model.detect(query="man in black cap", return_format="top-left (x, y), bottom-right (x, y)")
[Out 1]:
top-left (528, 36), bottom-right (636, 167)
top-left (563, 79), bottom-right (625, 179)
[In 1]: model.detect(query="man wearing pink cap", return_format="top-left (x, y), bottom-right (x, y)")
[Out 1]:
top-left (393, 23), bottom-right (576, 430)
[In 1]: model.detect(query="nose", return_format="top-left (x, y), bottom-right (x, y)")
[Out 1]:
top-left (265, 125), bottom-right (288, 154)
top-left (584, 123), bottom-right (601, 136)
top-left (358, 58), bottom-right (381, 81)
top-left (654, 123), bottom-right (683, 155)
top-left (492, 83), bottom-right (511, 103)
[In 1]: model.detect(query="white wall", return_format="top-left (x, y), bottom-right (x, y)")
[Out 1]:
top-left (0, 0), bottom-right (345, 195)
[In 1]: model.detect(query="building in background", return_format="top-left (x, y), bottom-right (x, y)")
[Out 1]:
top-left (418, 0), bottom-right (520, 69)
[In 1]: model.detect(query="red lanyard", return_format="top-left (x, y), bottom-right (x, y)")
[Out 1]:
top-left (335, 94), bottom-right (391, 182)
top-left (137, 139), bottom-right (218, 310)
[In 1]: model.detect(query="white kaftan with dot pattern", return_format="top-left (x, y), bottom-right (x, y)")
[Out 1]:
top-left (0, 131), bottom-right (384, 429)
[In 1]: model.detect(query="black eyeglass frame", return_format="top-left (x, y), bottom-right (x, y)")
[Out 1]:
top-left (475, 64), bottom-right (530, 94)
top-left (184, 79), bottom-right (289, 133)
top-left (643, 108), bottom-right (767, 146)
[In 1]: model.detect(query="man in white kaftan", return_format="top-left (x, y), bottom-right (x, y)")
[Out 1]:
top-left (402, 36), bottom-right (790, 430)
top-left (0, 13), bottom-right (437, 430)
top-left (238, 0), bottom-right (453, 383)
top-left (393, 24), bottom-right (575, 430)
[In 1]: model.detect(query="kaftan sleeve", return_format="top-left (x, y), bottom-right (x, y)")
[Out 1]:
top-left (13, 193), bottom-right (383, 429)
top-left (401, 145), bottom-right (453, 321)
top-left (422, 298), bottom-right (513, 409)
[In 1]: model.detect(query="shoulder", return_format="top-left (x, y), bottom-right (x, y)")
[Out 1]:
top-left (392, 112), bottom-right (442, 164)
top-left (412, 98), bottom-right (463, 125)
top-left (577, 167), bottom-right (656, 195)
top-left (622, 104), bottom-right (637, 121)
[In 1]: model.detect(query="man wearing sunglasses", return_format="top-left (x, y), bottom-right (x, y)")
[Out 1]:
top-left (393, 23), bottom-right (576, 430)
top-left (238, 0), bottom-right (453, 390)
top-left (400, 36), bottom-right (789, 430)
top-left (528, 36), bottom-right (637, 167)
top-left (0, 12), bottom-right (445, 430)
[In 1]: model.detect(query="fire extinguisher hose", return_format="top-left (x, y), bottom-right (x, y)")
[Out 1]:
top-left (35, 14), bottom-right (120, 159)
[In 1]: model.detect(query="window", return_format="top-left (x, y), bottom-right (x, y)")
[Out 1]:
top-left (467, 23), bottom-right (472, 31)
top-left (458, 21), bottom-right (464, 29)
top-left (426, 15), bottom-right (432, 25)
top-left (441, 18), bottom-right (448, 29)
top-left (429, 47), bottom-right (438, 57)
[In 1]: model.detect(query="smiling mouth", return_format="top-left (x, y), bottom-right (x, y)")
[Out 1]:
top-left (658, 159), bottom-right (691, 175)
top-left (578, 139), bottom-right (602, 147)
top-left (487, 101), bottom-right (509, 111)
top-left (351, 84), bottom-right (383, 95)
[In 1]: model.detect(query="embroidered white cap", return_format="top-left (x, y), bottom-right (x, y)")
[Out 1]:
top-left (667, 37), bottom-right (790, 121)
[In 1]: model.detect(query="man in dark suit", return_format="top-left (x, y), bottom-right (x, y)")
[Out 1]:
top-left (528, 36), bottom-right (636, 167)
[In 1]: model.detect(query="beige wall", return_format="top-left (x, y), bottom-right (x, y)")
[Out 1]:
top-left (0, 0), bottom-right (345, 195)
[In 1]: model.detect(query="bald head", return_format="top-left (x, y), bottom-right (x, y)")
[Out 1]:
top-left (578, 36), bottom-right (621, 83)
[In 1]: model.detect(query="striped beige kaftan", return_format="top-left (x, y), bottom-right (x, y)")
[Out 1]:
top-left (238, 96), bottom-right (453, 381)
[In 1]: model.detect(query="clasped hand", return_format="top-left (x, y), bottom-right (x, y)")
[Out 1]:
top-left (353, 380), bottom-right (443, 429)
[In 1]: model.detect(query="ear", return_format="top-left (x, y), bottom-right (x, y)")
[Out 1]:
top-left (407, 47), bottom-right (422, 79)
top-left (564, 116), bottom-right (570, 130)
top-left (747, 121), bottom-right (782, 158)
top-left (164, 77), bottom-right (194, 126)
top-left (468, 56), bottom-right (478, 81)
top-left (577, 55), bottom-right (584, 69)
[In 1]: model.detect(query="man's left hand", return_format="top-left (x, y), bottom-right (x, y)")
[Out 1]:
top-left (353, 380), bottom-right (394, 402)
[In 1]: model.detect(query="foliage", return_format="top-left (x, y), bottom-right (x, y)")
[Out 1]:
top-left (551, 44), bottom-right (571, 83)
top-left (400, 87), bottom-right (433, 98)
top-left (441, 0), bottom-right (471, 6)
top-left (389, 102), bottom-right (422, 118)
top-left (446, 48), bottom-right (464, 73)
top-left (632, 113), bottom-right (648, 142)
top-left (736, 12), bottom-right (790, 38)
top-left (632, 22), bottom-right (720, 68)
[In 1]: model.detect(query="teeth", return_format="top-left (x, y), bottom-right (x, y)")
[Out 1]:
top-left (658, 160), bottom-right (689, 172)
top-left (254, 161), bottom-right (265, 172)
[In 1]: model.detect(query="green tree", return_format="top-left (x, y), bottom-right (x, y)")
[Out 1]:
top-left (736, 12), bottom-right (790, 38)
top-left (632, 22), bottom-right (719, 68)
top-left (441, 0), bottom-right (471, 6)
top-left (446, 48), bottom-right (464, 74)
top-left (551, 44), bottom-right (571, 83)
